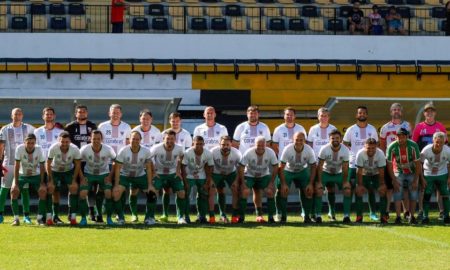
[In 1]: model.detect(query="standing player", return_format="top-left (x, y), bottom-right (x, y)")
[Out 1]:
top-left (47, 132), bottom-right (82, 225)
top-left (181, 136), bottom-right (214, 223)
top-left (65, 105), bottom-right (98, 222)
top-left (272, 107), bottom-right (307, 157)
top-left (343, 106), bottom-right (379, 221)
top-left (307, 107), bottom-right (337, 158)
top-left (277, 132), bottom-right (316, 223)
top-left (210, 136), bottom-right (242, 223)
top-left (79, 130), bottom-right (116, 225)
top-left (233, 106), bottom-right (271, 154)
top-left (0, 108), bottom-right (35, 224)
top-left (34, 107), bottom-right (64, 224)
top-left (420, 132), bottom-right (450, 224)
top-left (11, 134), bottom-right (51, 226)
top-left (131, 109), bottom-right (162, 149)
top-left (355, 138), bottom-right (388, 223)
top-left (151, 130), bottom-right (187, 224)
top-left (239, 136), bottom-right (278, 223)
top-left (315, 130), bottom-right (351, 223)
top-left (112, 131), bottom-right (155, 225)
top-left (193, 106), bottom-right (228, 223)
top-left (386, 128), bottom-right (421, 224)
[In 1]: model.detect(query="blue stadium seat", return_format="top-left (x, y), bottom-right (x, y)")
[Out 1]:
top-left (431, 7), bottom-right (446, 18)
top-left (132, 17), bottom-right (149, 30)
top-left (258, 0), bottom-right (275, 3)
top-left (148, 4), bottom-right (164, 16)
top-left (50, 4), bottom-right (66, 15)
top-left (339, 6), bottom-right (352, 18)
top-left (406, 0), bottom-right (422, 4)
top-left (378, 6), bottom-right (390, 18)
top-left (351, 0), bottom-right (367, 4)
top-left (11, 16), bottom-right (27, 30)
top-left (441, 20), bottom-right (447, 31)
top-left (201, 0), bottom-right (219, 2)
top-left (68, 3), bottom-right (85, 15)
top-left (295, 0), bottom-right (313, 3)
top-left (31, 3), bottom-right (46, 15)
top-left (225, 5), bottom-right (242, 16)
top-left (387, 0), bottom-right (404, 4)
top-left (191, 17), bottom-right (208, 30)
top-left (327, 18), bottom-right (344, 31)
top-left (152, 17), bottom-right (168, 30)
top-left (269, 18), bottom-right (286, 30)
top-left (50, 16), bottom-right (67, 30)
top-left (396, 6), bottom-right (411, 18)
top-left (211, 17), bottom-right (227, 30)
top-left (302, 6), bottom-right (318, 17)
top-left (289, 18), bottom-right (305, 31)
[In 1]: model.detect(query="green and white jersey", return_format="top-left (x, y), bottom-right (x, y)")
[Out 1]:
top-left (193, 123), bottom-right (228, 151)
top-left (98, 121), bottom-right (132, 154)
top-left (343, 124), bottom-right (378, 168)
top-left (163, 128), bottom-right (192, 150)
top-left (307, 123), bottom-right (337, 158)
top-left (318, 143), bottom-right (350, 174)
top-left (211, 146), bottom-right (242, 175)
top-left (355, 148), bottom-right (386, 176)
top-left (280, 143), bottom-right (316, 173)
top-left (80, 143), bottom-right (116, 175)
top-left (0, 123), bottom-right (35, 166)
top-left (182, 148), bottom-right (214, 179)
top-left (240, 147), bottom-right (278, 178)
top-left (386, 140), bottom-right (420, 176)
top-left (420, 144), bottom-right (450, 176)
top-left (233, 121), bottom-right (271, 154)
top-left (15, 144), bottom-right (46, 176)
top-left (131, 125), bottom-right (162, 149)
top-left (116, 145), bottom-right (151, 178)
top-left (151, 143), bottom-right (184, 175)
top-left (272, 123), bottom-right (307, 157)
top-left (34, 126), bottom-right (63, 158)
top-left (48, 143), bottom-right (81, 172)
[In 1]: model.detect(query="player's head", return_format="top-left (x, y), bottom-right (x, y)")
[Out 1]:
top-left (169, 112), bottom-right (182, 130)
top-left (356, 106), bottom-right (368, 122)
top-left (423, 102), bottom-right (436, 122)
top-left (364, 138), bottom-right (377, 157)
top-left (395, 128), bottom-right (409, 145)
top-left (163, 129), bottom-right (176, 147)
top-left (42, 107), bottom-right (56, 123)
top-left (130, 131), bottom-right (142, 147)
top-left (246, 106), bottom-right (259, 124)
top-left (203, 106), bottom-right (216, 123)
top-left (220, 135), bottom-right (232, 154)
top-left (390, 103), bottom-right (403, 120)
top-left (193, 136), bottom-right (205, 150)
top-left (317, 107), bottom-right (330, 124)
top-left (11, 108), bottom-right (23, 123)
top-left (109, 104), bottom-right (123, 122)
top-left (139, 109), bottom-right (153, 127)
top-left (75, 105), bottom-right (88, 121)
top-left (255, 135), bottom-right (266, 151)
top-left (432, 132), bottom-right (446, 151)
top-left (293, 132), bottom-right (306, 147)
top-left (24, 133), bottom-right (36, 151)
top-left (283, 107), bottom-right (296, 124)
top-left (91, 130), bottom-right (103, 146)
top-left (58, 131), bottom-right (71, 151)
top-left (329, 129), bottom-right (342, 147)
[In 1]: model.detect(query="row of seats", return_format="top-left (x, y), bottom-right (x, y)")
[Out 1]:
top-left (0, 3), bottom-right (85, 15)
top-left (0, 15), bottom-right (87, 30)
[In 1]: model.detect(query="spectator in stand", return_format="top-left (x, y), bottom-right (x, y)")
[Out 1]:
top-left (368, 5), bottom-right (383, 35)
top-left (446, 1), bottom-right (450, 36)
top-left (385, 6), bottom-right (406, 35)
top-left (348, 1), bottom-right (368, 35)
top-left (111, 0), bottom-right (126, 33)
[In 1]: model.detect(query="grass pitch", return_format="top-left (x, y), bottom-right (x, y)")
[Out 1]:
top-left (0, 213), bottom-right (448, 270)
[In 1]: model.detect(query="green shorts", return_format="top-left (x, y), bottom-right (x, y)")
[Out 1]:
top-left (52, 170), bottom-right (74, 188)
top-left (424, 174), bottom-right (449, 196)
top-left (18, 175), bottom-right (42, 190)
top-left (357, 175), bottom-right (380, 190)
top-left (245, 175), bottom-right (271, 190)
top-left (80, 173), bottom-right (112, 191)
top-left (321, 172), bottom-right (344, 190)
top-left (348, 167), bottom-right (356, 182)
top-left (153, 173), bottom-right (184, 192)
top-left (186, 178), bottom-right (208, 196)
top-left (276, 170), bottom-right (310, 190)
top-left (119, 175), bottom-right (148, 190)
top-left (212, 172), bottom-right (237, 189)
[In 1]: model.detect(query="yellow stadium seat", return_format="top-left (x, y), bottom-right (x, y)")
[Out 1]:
top-left (321, 8), bottom-right (336, 18)
top-left (0, 5), bottom-right (6, 15)
top-left (283, 6), bottom-right (300, 17)
top-left (48, 0), bottom-right (64, 3)
top-left (222, 0), bottom-right (239, 3)
top-left (240, 0), bottom-right (257, 3)
top-left (169, 6), bottom-right (184, 16)
top-left (146, 0), bottom-right (163, 3)
top-left (278, 0), bottom-right (294, 3)
top-left (129, 5), bottom-right (145, 16)
top-left (0, 15), bottom-right (7, 30)
top-left (231, 17), bottom-right (248, 31)
top-left (403, 18), bottom-right (420, 32)
top-left (264, 7), bottom-right (280, 17)
top-left (166, 0), bottom-right (181, 3)
top-left (30, 0), bottom-right (45, 3)
top-left (10, 4), bottom-right (27, 15)
top-left (415, 9), bottom-right (430, 18)
top-left (316, 0), bottom-right (332, 4)
top-left (171, 17), bottom-right (186, 31)
top-left (245, 7), bottom-right (260, 17)
top-left (71, 16), bottom-right (87, 31)
top-left (32, 15), bottom-right (48, 31)
top-left (422, 18), bottom-right (439, 32)
top-left (250, 17), bottom-right (267, 31)
top-left (424, 0), bottom-right (441, 5)
top-left (369, 0), bottom-right (385, 4)
top-left (187, 6), bottom-right (203, 16)
top-left (184, 0), bottom-right (199, 3)
top-left (309, 17), bottom-right (324, 31)
top-left (206, 6), bottom-right (222, 17)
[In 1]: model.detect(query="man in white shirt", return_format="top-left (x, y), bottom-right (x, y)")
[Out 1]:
top-left (233, 106), bottom-right (271, 155)
top-left (307, 107), bottom-right (337, 158)
top-left (131, 109), bottom-right (162, 149)
top-left (272, 107), bottom-right (307, 157)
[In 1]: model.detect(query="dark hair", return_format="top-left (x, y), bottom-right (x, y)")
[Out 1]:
top-left (247, 105), bottom-right (259, 112)
top-left (163, 129), bottom-right (177, 137)
top-left (284, 107), bottom-right (296, 114)
top-left (193, 136), bottom-right (204, 142)
top-left (365, 138), bottom-right (377, 145)
top-left (220, 135), bottom-right (232, 143)
top-left (25, 133), bottom-right (36, 141)
top-left (59, 131), bottom-right (70, 139)
top-left (75, 105), bottom-right (88, 112)
top-left (42, 107), bottom-right (55, 115)
top-left (169, 112), bottom-right (181, 120)
top-left (130, 130), bottom-right (142, 140)
top-left (92, 130), bottom-right (103, 139)
top-left (140, 109), bottom-right (153, 118)
top-left (329, 129), bottom-right (342, 137)
top-left (357, 106), bottom-right (368, 113)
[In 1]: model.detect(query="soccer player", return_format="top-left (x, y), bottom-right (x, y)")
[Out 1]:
top-left (210, 136), bottom-right (242, 223)
top-left (272, 107), bottom-right (307, 157)
top-left (343, 106), bottom-right (379, 221)
top-left (112, 131), bottom-right (155, 225)
top-left (34, 107), bottom-right (64, 224)
top-left (181, 136), bottom-right (214, 223)
top-left (151, 130), bottom-right (187, 224)
top-left (233, 105), bottom-right (271, 155)
top-left (47, 132), bottom-right (82, 225)
top-left (65, 105), bottom-right (98, 222)
top-left (131, 109), bottom-right (162, 149)
top-left (239, 136), bottom-right (278, 223)
top-left (11, 134), bottom-right (51, 226)
top-left (386, 128), bottom-right (421, 224)
top-left (0, 108), bottom-right (35, 224)
top-left (307, 107), bottom-right (337, 158)
top-left (355, 138), bottom-right (388, 224)
top-left (79, 130), bottom-right (116, 225)
top-left (420, 132), bottom-right (450, 224)
top-left (193, 106), bottom-right (228, 223)
top-left (314, 129), bottom-right (351, 223)
top-left (277, 132), bottom-right (316, 223)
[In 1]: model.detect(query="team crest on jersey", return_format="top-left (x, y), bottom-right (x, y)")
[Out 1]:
top-left (355, 132), bottom-right (358, 137)
top-left (283, 133), bottom-right (287, 138)
top-left (140, 158), bottom-right (143, 162)
top-left (40, 135), bottom-right (45, 140)
top-left (339, 157), bottom-right (343, 160)
top-left (120, 131), bottom-right (124, 136)
top-left (264, 159), bottom-right (268, 163)
top-left (216, 131), bottom-right (220, 135)
top-left (368, 133), bottom-right (372, 137)
top-left (106, 130), bottom-right (111, 135)
top-left (88, 156), bottom-right (92, 160)
top-left (151, 136), bottom-right (155, 140)
top-left (259, 131), bottom-right (263, 135)
top-left (102, 157), bottom-right (106, 161)
top-left (180, 139), bottom-right (184, 143)
top-left (244, 130), bottom-right (249, 134)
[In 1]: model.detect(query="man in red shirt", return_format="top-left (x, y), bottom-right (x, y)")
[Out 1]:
top-left (111, 0), bottom-right (125, 33)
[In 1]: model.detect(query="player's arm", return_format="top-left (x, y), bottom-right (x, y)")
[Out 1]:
top-left (412, 159), bottom-right (421, 190)
top-left (238, 164), bottom-right (245, 186)
top-left (114, 161), bottom-right (122, 186)
top-left (386, 161), bottom-right (398, 191)
top-left (317, 159), bottom-right (324, 186)
top-left (379, 138), bottom-right (387, 153)
top-left (278, 162), bottom-right (287, 187)
top-left (309, 163), bottom-right (317, 186)
top-left (271, 143), bottom-right (279, 156)
top-left (46, 158), bottom-right (53, 184)
top-left (343, 141), bottom-right (351, 149)
top-left (232, 140), bottom-right (240, 150)
top-left (270, 163), bottom-right (278, 185)
top-left (0, 141), bottom-right (5, 161)
top-left (72, 159), bottom-right (81, 184)
top-left (205, 165), bottom-right (213, 190)
top-left (342, 161), bottom-right (349, 185)
top-left (355, 166), bottom-right (365, 194)
top-left (145, 160), bottom-right (155, 193)
top-left (39, 162), bottom-right (46, 184)
top-left (13, 159), bottom-right (20, 188)
top-left (447, 162), bottom-right (450, 187)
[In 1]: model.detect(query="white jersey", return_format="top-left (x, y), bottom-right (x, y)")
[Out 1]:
top-left (211, 146), bottom-right (242, 175)
top-left (0, 123), bottom-right (35, 166)
top-left (48, 143), bottom-right (81, 172)
top-left (307, 123), bottom-right (337, 158)
top-left (380, 121), bottom-right (411, 149)
top-left (318, 143), bottom-right (350, 174)
top-left (233, 121), bottom-right (271, 154)
top-left (280, 144), bottom-right (316, 173)
top-left (163, 128), bottom-right (192, 150)
top-left (131, 125), bottom-right (162, 149)
top-left (80, 144), bottom-right (116, 175)
top-left (355, 148), bottom-right (386, 176)
top-left (98, 121), bottom-right (132, 154)
top-left (241, 147), bottom-right (278, 178)
top-left (116, 145), bottom-right (152, 178)
top-left (420, 144), bottom-right (450, 176)
top-left (272, 123), bottom-right (307, 156)
top-left (15, 145), bottom-right (46, 176)
top-left (151, 143), bottom-right (184, 175)
top-left (182, 148), bottom-right (214, 179)
top-left (193, 123), bottom-right (228, 151)
top-left (34, 125), bottom-right (64, 158)
top-left (343, 124), bottom-right (379, 168)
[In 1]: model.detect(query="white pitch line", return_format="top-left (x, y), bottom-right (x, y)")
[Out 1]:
top-left (365, 226), bottom-right (450, 249)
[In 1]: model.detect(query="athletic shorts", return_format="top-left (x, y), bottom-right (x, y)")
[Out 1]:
top-left (424, 174), bottom-right (449, 196)
top-left (245, 175), bottom-right (271, 190)
top-left (276, 170), bottom-right (310, 190)
top-left (153, 173), bottom-right (184, 192)
top-left (80, 173), bottom-right (112, 191)
top-left (52, 170), bottom-right (74, 188)
top-left (357, 175), bottom-right (380, 190)
top-left (119, 175), bottom-right (148, 190)
top-left (212, 172), bottom-right (237, 189)
top-left (186, 178), bottom-right (208, 196)
top-left (18, 175), bottom-right (42, 191)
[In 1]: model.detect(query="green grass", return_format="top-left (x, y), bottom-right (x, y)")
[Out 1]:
top-left (0, 214), bottom-right (449, 270)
